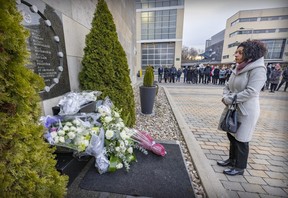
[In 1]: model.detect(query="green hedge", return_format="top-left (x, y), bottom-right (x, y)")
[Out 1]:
top-left (79, 0), bottom-right (136, 127)
top-left (0, 1), bottom-right (68, 196)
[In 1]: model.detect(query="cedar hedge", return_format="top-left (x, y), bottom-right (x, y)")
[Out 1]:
top-left (79, 0), bottom-right (136, 127)
top-left (0, 0), bottom-right (68, 196)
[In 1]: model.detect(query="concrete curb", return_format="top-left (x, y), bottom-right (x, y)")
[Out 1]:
top-left (163, 86), bottom-right (229, 198)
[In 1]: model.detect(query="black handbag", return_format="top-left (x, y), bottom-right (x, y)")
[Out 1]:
top-left (220, 95), bottom-right (240, 133)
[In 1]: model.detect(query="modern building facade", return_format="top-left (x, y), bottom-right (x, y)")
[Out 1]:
top-left (135, 0), bottom-right (184, 72)
top-left (204, 29), bottom-right (225, 63)
top-left (222, 7), bottom-right (288, 65)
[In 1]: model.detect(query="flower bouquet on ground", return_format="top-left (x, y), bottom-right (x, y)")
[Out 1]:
top-left (41, 93), bottom-right (166, 174)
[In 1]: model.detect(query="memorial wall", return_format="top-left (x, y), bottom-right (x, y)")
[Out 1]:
top-left (17, 0), bottom-right (70, 100)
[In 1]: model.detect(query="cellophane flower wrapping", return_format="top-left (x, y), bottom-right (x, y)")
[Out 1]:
top-left (58, 91), bottom-right (101, 115)
top-left (132, 130), bottom-right (166, 156)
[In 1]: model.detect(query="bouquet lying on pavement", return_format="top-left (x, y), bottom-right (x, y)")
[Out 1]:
top-left (41, 92), bottom-right (166, 174)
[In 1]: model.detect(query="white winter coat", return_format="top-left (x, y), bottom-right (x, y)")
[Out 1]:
top-left (218, 57), bottom-right (266, 142)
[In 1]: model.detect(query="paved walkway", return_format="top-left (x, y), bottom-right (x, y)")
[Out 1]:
top-left (162, 82), bottom-right (288, 198)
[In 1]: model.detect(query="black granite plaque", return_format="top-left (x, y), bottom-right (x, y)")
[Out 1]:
top-left (17, 0), bottom-right (70, 100)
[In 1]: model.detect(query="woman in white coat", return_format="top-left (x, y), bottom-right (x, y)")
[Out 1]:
top-left (217, 40), bottom-right (267, 176)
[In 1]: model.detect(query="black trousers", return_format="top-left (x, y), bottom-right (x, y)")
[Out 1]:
top-left (227, 133), bottom-right (249, 169)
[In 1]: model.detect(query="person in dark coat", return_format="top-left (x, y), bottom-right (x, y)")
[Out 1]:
top-left (176, 68), bottom-right (182, 82)
top-left (198, 64), bottom-right (205, 83)
top-left (186, 67), bottom-right (192, 83)
top-left (212, 66), bottom-right (220, 84)
top-left (276, 66), bottom-right (288, 91)
top-left (269, 63), bottom-right (281, 93)
top-left (158, 65), bottom-right (164, 83)
top-left (204, 65), bottom-right (211, 84)
top-left (169, 65), bottom-right (177, 83)
top-left (163, 66), bottom-right (170, 83)
top-left (182, 67), bottom-right (188, 83)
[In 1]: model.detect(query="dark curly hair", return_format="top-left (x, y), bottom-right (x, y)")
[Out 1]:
top-left (237, 39), bottom-right (267, 62)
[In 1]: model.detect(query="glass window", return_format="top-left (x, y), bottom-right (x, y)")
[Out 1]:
top-left (141, 42), bottom-right (175, 69)
top-left (171, 0), bottom-right (178, 6)
top-left (162, 28), bottom-right (168, 33)
top-left (156, 2), bottom-right (162, 7)
top-left (262, 39), bottom-right (285, 59)
top-left (169, 33), bottom-right (176, 39)
top-left (162, 1), bottom-right (169, 6)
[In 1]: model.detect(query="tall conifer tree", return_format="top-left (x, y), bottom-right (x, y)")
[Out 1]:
top-left (0, 1), bottom-right (68, 196)
top-left (79, 0), bottom-right (135, 127)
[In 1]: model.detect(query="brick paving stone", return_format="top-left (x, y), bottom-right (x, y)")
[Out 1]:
top-left (222, 181), bottom-right (245, 191)
top-left (241, 183), bottom-right (266, 194)
top-left (227, 190), bottom-right (240, 198)
top-left (254, 154), bottom-right (271, 160)
top-left (262, 186), bottom-right (288, 197)
top-left (268, 155), bottom-right (287, 162)
top-left (266, 159), bottom-right (287, 167)
top-left (200, 145), bottom-right (214, 149)
top-left (205, 153), bottom-right (222, 160)
top-left (250, 164), bottom-right (269, 171)
top-left (259, 194), bottom-right (283, 198)
top-left (237, 191), bottom-right (261, 198)
top-left (252, 159), bottom-right (270, 165)
top-left (267, 165), bottom-right (287, 173)
top-left (210, 149), bottom-right (225, 155)
top-left (265, 171), bottom-right (287, 179)
top-left (244, 176), bottom-right (267, 185)
top-left (263, 178), bottom-right (288, 187)
top-left (227, 175), bottom-right (247, 183)
top-left (246, 170), bottom-right (269, 178)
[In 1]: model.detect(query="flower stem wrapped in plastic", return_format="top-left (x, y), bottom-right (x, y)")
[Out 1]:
top-left (132, 130), bottom-right (166, 156)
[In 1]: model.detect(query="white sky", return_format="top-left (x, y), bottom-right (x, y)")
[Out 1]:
top-left (183, 0), bottom-right (288, 51)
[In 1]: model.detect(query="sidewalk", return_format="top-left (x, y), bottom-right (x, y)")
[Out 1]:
top-left (163, 82), bottom-right (288, 198)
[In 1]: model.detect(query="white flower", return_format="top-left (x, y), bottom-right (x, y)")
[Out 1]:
top-left (120, 131), bottom-right (127, 140)
top-left (119, 122), bottom-right (125, 128)
top-left (83, 140), bottom-right (89, 147)
top-left (127, 147), bottom-right (133, 154)
top-left (59, 136), bottom-right (65, 143)
top-left (70, 126), bottom-right (77, 131)
top-left (58, 130), bottom-right (65, 136)
top-left (114, 111), bottom-right (120, 118)
top-left (72, 119), bottom-right (81, 126)
top-left (54, 136), bottom-right (59, 144)
top-left (76, 127), bottom-right (84, 133)
top-left (50, 131), bottom-right (57, 138)
top-left (104, 116), bottom-right (113, 123)
top-left (119, 140), bottom-right (125, 148)
top-left (105, 130), bottom-right (114, 140)
top-left (115, 147), bottom-right (120, 152)
top-left (115, 123), bottom-right (122, 130)
top-left (63, 125), bottom-right (70, 131)
top-left (90, 127), bottom-right (99, 135)
top-left (67, 132), bottom-right (76, 139)
top-left (116, 163), bottom-right (123, 169)
top-left (65, 122), bottom-right (72, 126)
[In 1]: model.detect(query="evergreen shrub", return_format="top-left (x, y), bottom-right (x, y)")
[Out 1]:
top-left (143, 66), bottom-right (154, 87)
top-left (0, 1), bottom-right (68, 196)
top-left (79, 0), bottom-right (135, 127)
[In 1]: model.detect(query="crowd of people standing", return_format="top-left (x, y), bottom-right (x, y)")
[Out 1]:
top-left (157, 64), bottom-right (232, 85)
top-left (157, 63), bottom-right (287, 92)
top-left (262, 63), bottom-right (288, 92)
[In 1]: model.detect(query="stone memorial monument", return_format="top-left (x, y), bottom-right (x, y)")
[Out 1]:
top-left (17, 0), bottom-right (70, 100)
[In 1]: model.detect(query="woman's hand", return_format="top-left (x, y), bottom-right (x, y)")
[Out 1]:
top-left (222, 98), bottom-right (228, 106)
